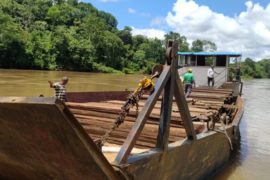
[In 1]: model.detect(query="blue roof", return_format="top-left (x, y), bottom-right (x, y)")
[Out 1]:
top-left (177, 52), bottom-right (241, 57)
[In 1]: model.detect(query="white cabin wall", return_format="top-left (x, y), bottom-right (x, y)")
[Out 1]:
top-left (178, 66), bottom-right (227, 87)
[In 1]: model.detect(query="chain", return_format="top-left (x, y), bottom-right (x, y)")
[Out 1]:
top-left (95, 87), bottom-right (145, 149)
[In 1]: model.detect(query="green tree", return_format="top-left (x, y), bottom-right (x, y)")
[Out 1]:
top-left (0, 12), bottom-right (30, 68)
top-left (132, 35), bottom-right (148, 50)
top-left (165, 31), bottom-right (189, 52)
top-left (191, 40), bottom-right (203, 52)
top-left (191, 39), bottom-right (217, 52)
top-left (239, 58), bottom-right (269, 78)
top-left (94, 31), bottom-right (125, 70)
top-left (29, 28), bottom-right (56, 69)
top-left (53, 26), bottom-right (95, 70)
top-left (138, 39), bottom-right (165, 64)
top-left (202, 40), bottom-right (217, 52)
top-left (3, 0), bottom-right (256, 76)
top-left (118, 26), bottom-right (133, 45)
top-left (259, 59), bottom-right (270, 78)
top-left (98, 11), bottom-right (118, 29)
top-left (46, 3), bottom-right (80, 26)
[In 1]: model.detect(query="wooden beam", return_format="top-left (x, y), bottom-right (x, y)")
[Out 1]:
top-left (156, 58), bottom-right (177, 150)
top-left (156, 70), bottom-right (174, 149)
top-left (114, 65), bottom-right (171, 164)
top-left (174, 72), bottom-right (197, 140)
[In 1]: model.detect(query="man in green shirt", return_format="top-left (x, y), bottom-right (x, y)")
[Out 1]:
top-left (183, 68), bottom-right (195, 98)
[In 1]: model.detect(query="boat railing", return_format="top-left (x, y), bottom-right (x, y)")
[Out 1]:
top-left (239, 81), bottom-right (243, 96)
top-left (215, 68), bottom-right (228, 87)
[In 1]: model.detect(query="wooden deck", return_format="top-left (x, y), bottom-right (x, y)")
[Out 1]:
top-left (66, 87), bottom-right (238, 162)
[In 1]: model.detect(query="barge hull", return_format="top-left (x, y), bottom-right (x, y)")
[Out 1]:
top-left (0, 97), bottom-right (118, 179)
top-left (0, 92), bottom-right (244, 179)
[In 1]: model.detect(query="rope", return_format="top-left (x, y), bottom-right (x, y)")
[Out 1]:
top-left (214, 114), bottom-right (233, 150)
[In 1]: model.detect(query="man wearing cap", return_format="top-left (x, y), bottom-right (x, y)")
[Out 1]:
top-left (207, 65), bottom-right (220, 87)
top-left (48, 77), bottom-right (69, 101)
top-left (183, 68), bottom-right (195, 98)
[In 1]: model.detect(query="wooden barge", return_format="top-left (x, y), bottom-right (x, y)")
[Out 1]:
top-left (0, 42), bottom-right (244, 179)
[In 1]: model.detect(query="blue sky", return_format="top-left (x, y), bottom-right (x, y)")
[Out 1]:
top-left (84, 0), bottom-right (270, 59)
top-left (84, 0), bottom-right (175, 29)
top-left (85, 0), bottom-right (269, 29)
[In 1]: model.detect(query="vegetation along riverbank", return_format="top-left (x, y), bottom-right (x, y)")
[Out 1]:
top-left (0, 0), bottom-right (269, 77)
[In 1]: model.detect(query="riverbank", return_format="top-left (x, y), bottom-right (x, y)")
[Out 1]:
top-left (0, 66), bottom-right (148, 75)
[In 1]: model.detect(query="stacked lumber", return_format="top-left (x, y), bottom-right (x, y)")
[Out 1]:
top-left (67, 101), bottom-right (189, 149)
top-left (66, 87), bottom-right (237, 150)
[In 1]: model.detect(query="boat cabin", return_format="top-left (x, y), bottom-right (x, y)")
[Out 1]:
top-left (178, 52), bottom-right (241, 87)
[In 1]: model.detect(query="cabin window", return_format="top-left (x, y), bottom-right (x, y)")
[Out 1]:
top-left (197, 56), bottom-right (216, 66)
top-left (197, 56), bottom-right (205, 66)
top-left (216, 56), bottom-right (227, 66)
top-left (178, 54), bottom-right (232, 67)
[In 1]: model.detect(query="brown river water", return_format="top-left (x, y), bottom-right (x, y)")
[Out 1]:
top-left (213, 79), bottom-right (270, 180)
top-left (0, 69), bottom-right (270, 179)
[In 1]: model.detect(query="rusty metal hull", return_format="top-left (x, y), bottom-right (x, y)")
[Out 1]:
top-left (0, 92), bottom-right (244, 179)
top-left (122, 96), bottom-right (244, 180)
top-left (0, 97), bottom-right (118, 179)
top-left (124, 126), bottom-right (240, 180)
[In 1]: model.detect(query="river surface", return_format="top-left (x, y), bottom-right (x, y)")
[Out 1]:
top-left (213, 79), bottom-right (270, 180)
top-left (0, 69), bottom-right (270, 179)
top-left (0, 69), bottom-right (144, 97)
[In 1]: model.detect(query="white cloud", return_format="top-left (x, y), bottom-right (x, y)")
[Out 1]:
top-left (165, 0), bottom-right (270, 60)
top-left (132, 28), bottom-right (166, 40)
top-left (128, 8), bottom-right (136, 14)
top-left (98, 0), bottom-right (119, 3)
top-left (150, 17), bottom-right (165, 26)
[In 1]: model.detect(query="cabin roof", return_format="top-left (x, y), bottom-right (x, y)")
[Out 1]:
top-left (177, 52), bottom-right (241, 57)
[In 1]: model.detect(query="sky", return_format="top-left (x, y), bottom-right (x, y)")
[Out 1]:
top-left (84, 0), bottom-right (270, 60)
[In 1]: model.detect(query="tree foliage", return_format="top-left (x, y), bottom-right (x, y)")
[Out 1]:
top-left (165, 31), bottom-right (189, 52)
top-left (0, 0), bottom-right (219, 74)
top-left (231, 58), bottom-right (270, 79)
top-left (191, 40), bottom-right (217, 52)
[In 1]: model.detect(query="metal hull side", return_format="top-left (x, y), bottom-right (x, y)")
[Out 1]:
top-left (123, 97), bottom-right (244, 180)
top-left (0, 95), bottom-right (244, 180)
top-left (123, 127), bottom-right (237, 180)
top-left (0, 97), bottom-right (118, 179)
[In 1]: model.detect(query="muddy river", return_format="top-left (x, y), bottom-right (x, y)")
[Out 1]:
top-left (0, 69), bottom-right (269, 179)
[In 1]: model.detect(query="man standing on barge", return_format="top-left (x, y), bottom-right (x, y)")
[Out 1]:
top-left (183, 68), bottom-right (195, 98)
top-left (48, 76), bottom-right (69, 101)
top-left (207, 65), bottom-right (220, 87)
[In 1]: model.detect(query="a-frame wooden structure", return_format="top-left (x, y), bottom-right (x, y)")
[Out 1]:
top-left (115, 40), bottom-right (197, 164)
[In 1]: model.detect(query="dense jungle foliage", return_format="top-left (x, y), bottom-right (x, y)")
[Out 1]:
top-left (0, 0), bottom-right (269, 77)
top-left (238, 58), bottom-right (270, 79)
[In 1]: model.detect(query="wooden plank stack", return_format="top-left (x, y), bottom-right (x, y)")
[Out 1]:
top-left (66, 87), bottom-right (236, 150)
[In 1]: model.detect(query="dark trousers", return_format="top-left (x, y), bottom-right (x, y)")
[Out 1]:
top-left (208, 77), bottom-right (214, 87)
top-left (184, 84), bottom-right (192, 97)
